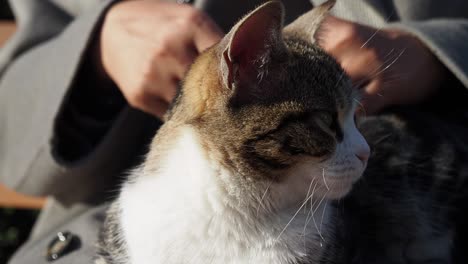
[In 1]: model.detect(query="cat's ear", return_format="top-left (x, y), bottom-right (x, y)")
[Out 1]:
top-left (219, 1), bottom-right (287, 104)
top-left (283, 0), bottom-right (335, 43)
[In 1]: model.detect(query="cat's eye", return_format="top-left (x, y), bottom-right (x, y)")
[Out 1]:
top-left (315, 112), bottom-right (334, 127)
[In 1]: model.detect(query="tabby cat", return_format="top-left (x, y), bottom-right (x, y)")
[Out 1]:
top-left (96, 1), bottom-right (468, 263)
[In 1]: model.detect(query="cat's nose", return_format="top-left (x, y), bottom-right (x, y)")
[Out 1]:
top-left (355, 143), bottom-right (370, 164)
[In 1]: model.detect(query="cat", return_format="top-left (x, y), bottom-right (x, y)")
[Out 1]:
top-left (316, 104), bottom-right (468, 263)
top-left (96, 1), bottom-right (468, 263)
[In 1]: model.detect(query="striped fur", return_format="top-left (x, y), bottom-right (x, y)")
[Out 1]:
top-left (96, 1), bottom-right (468, 263)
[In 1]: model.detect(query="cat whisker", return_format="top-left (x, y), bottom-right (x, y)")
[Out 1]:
top-left (352, 47), bottom-right (406, 91)
top-left (360, 27), bottom-right (382, 49)
top-left (371, 48), bottom-right (406, 79)
top-left (352, 97), bottom-right (362, 104)
top-left (312, 190), bottom-right (329, 243)
top-left (378, 73), bottom-right (408, 85)
top-left (304, 179), bottom-right (319, 227)
top-left (303, 179), bottom-right (319, 234)
top-left (313, 188), bottom-right (329, 214)
top-left (375, 48), bottom-right (396, 67)
top-left (304, 180), bottom-right (318, 232)
top-left (256, 180), bottom-right (273, 216)
top-left (311, 210), bottom-right (324, 243)
top-left (360, 48), bottom-right (397, 79)
top-left (319, 201), bottom-right (328, 234)
top-left (276, 183), bottom-right (317, 241)
top-left (360, 11), bottom-right (395, 49)
top-left (374, 133), bottom-right (393, 145)
top-left (302, 178), bottom-right (317, 250)
top-left (322, 167), bottom-right (330, 191)
top-left (332, 71), bottom-right (346, 90)
top-left (353, 98), bottom-right (367, 117)
top-left (304, 178), bottom-right (317, 214)
top-left (383, 48), bottom-right (395, 58)
top-left (368, 49), bottom-right (406, 83)
top-left (303, 181), bottom-right (322, 246)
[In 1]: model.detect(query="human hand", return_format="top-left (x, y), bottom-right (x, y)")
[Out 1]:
top-left (318, 16), bottom-right (447, 114)
top-left (97, 1), bottom-right (223, 118)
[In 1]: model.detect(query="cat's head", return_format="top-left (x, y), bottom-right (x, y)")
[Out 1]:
top-left (168, 0), bottom-right (369, 201)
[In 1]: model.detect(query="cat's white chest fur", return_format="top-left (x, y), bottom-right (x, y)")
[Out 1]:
top-left (119, 128), bottom-right (330, 264)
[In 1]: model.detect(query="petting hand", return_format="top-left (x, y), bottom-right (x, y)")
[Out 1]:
top-left (318, 16), bottom-right (447, 114)
top-left (97, 1), bottom-right (223, 118)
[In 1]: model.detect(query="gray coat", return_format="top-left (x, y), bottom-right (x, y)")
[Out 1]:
top-left (1, 0), bottom-right (467, 263)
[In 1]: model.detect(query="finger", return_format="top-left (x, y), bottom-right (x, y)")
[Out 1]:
top-left (359, 79), bottom-right (386, 115)
top-left (341, 59), bottom-right (371, 87)
top-left (318, 16), bottom-right (358, 53)
top-left (154, 29), bottom-right (198, 80)
top-left (158, 77), bottom-right (179, 103)
top-left (192, 12), bottom-right (224, 52)
top-left (340, 49), bottom-right (381, 88)
top-left (172, 44), bottom-right (198, 79)
top-left (153, 59), bottom-right (183, 103)
top-left (139, 95), bottom-right (170, 119)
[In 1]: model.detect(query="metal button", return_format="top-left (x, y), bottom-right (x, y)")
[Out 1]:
top-left (45, 231), bottom-right (81, 262)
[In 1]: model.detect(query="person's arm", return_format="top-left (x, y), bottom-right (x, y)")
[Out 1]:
top-left (0, 0), bottom-right (223, 204)
top-left (0, 0), bottom-right (132, 202)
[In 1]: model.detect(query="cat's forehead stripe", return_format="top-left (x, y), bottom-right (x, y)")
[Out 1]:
top-left (283, 39), bottom-right (354, 113)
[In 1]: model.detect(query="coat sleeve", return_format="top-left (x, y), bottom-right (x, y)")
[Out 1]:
top-left (0, 0), bottom-right (159, 203)
top-left (388, 19), bottom-right (468, 88)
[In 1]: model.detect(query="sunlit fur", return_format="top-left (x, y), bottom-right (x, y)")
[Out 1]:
top-left (96, 1), bottom-right (372, 263)
top-left (96, 0), bottom-right (468, 262)
top-left (118, 112), bottom-right (368, 264)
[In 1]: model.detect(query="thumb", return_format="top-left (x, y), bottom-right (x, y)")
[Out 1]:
top-left (316, 15), bottom-right (356, 52)
top-left (192, 13), bottom-right (224, 52)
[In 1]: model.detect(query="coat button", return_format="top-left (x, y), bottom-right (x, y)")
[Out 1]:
top-left (45, 231), bottom-right (81, 261)
top-left (176, 0), bottom-right (193, 4)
